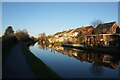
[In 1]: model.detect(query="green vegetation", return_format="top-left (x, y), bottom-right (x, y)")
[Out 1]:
top-left (93, 43), bottom-right (103, 47)
top-left (22, 44), bottom-right (63, 79)
top-left (77, 31), bottom-right (83, 43)
top-left (51, 42), bottom-right (64, 46)
top-left (38, 33), bottom-right (50, 46)
top-left (2, 44), bottom-right (15, 62)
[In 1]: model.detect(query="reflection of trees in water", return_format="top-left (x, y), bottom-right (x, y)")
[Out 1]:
top-left (38, 42), bottom-right (47, 50)
top-left (90, 62), bottom-right (103, 75)
top-left (50, 49), bottom-right (55, 53)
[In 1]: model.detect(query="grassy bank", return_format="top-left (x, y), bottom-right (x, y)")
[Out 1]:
top-left (22, 44), bottom-right (63, 79)
top-left (2, 36), bottom-right (18, 62)
top-left (2, 43), bottom-right (16, 62)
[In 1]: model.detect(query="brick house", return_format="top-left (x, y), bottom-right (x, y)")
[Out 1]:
top-left (93, 21), bottom-right (119, 34)
top-left (85, 21), bottom-right (120, 47)
top-left (72, 26), bottom-right (94, 43)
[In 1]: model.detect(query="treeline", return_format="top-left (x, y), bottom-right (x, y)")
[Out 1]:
top-left (37, 32), bottom-right (49, 46)
top-left (2, 26), bottom-right (17, 46)
top-left (2, 26), bottom-right (37, 55)
top-left (2, 26), bottom-right (18, 57)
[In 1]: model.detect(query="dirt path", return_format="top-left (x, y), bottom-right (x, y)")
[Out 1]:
top-left (3, 43), bottom-right (36, 78)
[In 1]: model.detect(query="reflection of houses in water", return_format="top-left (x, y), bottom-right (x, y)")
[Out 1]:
top-left (76, 52), bottom-right (119, 69)
top-left (102, 54), bottom-right (112, 63)
top-left (49, 45), bottom-right (120, 69)
top-left (90, 62), bottom-right (103, 75)
top-left (49, 45), bottom-right (64, 52)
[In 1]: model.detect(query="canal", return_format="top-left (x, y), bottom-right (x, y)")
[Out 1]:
top-left (29, 42), bottom-right (120, 78)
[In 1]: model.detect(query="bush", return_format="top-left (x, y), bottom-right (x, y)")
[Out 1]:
top-left (15, 29), bottom-right (31, 43)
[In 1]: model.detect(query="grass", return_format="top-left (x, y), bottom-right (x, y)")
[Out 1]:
top-left (2, 37), bottom-right (18, 62)
top-left (22, 44), bottom-right (63, 79)
top-left (2, 43), bottom-right (15, 62)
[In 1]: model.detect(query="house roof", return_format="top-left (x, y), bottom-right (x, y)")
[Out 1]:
top-left (54, 26), bottom-right (94, 37)
top-left (97, 21), bottom-right (115, 29)
top-left (54, 30), bottom-right (66, 35)
top-left (73, 26), bottom-right (94, 33)
top-left (74, 27), bottom-right (83, 32)
top-left (93, 21), bottom-right (116, 34)
top-left (66, 29), bottom-right (74, 33)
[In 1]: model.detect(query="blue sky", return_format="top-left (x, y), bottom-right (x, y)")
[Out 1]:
top-left (2, 2), bottom-right (118, 37)
top-left (2, 0), bottom-right (120, 2)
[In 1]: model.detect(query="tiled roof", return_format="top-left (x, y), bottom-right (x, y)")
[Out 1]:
top-left (93, 21), bottom-right (116, 34)
top-left (54, 30), bottom-right (67, 35)
top-left (73, 26), bottom-right (94, 33)
top-left (66, 29), bottom-right (74, 33)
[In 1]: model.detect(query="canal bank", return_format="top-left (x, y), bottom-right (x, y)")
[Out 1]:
top-left (3, 42), bottom-right (62, 79)
top-left (23, 43), bottom-right (63, 79)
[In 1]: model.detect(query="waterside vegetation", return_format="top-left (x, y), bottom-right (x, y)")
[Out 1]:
top-left (2, 26), bottom-right (62, 79)
top-left (23, 44), bottom-right (62, 79)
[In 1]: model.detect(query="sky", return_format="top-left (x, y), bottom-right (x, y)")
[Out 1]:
top-left (2, 0), bottom-right (120, 2)
top-left (2, 2), bottom-right (119, 37)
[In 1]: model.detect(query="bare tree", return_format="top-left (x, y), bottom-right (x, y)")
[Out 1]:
top-left (91, 19), bottom-right (103, 27)
top-left (38, 33), bottom-right (47, 42)
top-left (15, 29), bottom-right (30, 42)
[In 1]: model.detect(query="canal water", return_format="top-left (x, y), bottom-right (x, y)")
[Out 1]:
top-left (29, 43), bottom-right (119, 78)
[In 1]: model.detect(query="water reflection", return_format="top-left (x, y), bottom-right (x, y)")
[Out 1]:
top-left (48, 44), bottom-right (120, 70)
top-left (38, 42), bottom-right (47, 50)
top-left (31, 43), bottom-right (120, 78)
top-left (90, 62), bottom-right (103, 75)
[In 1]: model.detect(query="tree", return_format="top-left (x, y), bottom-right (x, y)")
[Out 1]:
top-left (38, 33), bottom-right (46, 42)
top-left (31, 36), bottom-right (38, 42)
top-left (91, 19), bottom-right (103, 27)
top-left (15, 29), bottom-right (30, 42)
top-left (2, 26), bottom-right (18, 46)
top-left (4, 26), bottom-right (14, 36)
top-left (77, 31), bottom-right (83, 43)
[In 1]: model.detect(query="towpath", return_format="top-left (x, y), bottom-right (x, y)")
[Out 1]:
top-left (3, 43), bottom-right (36, 78)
